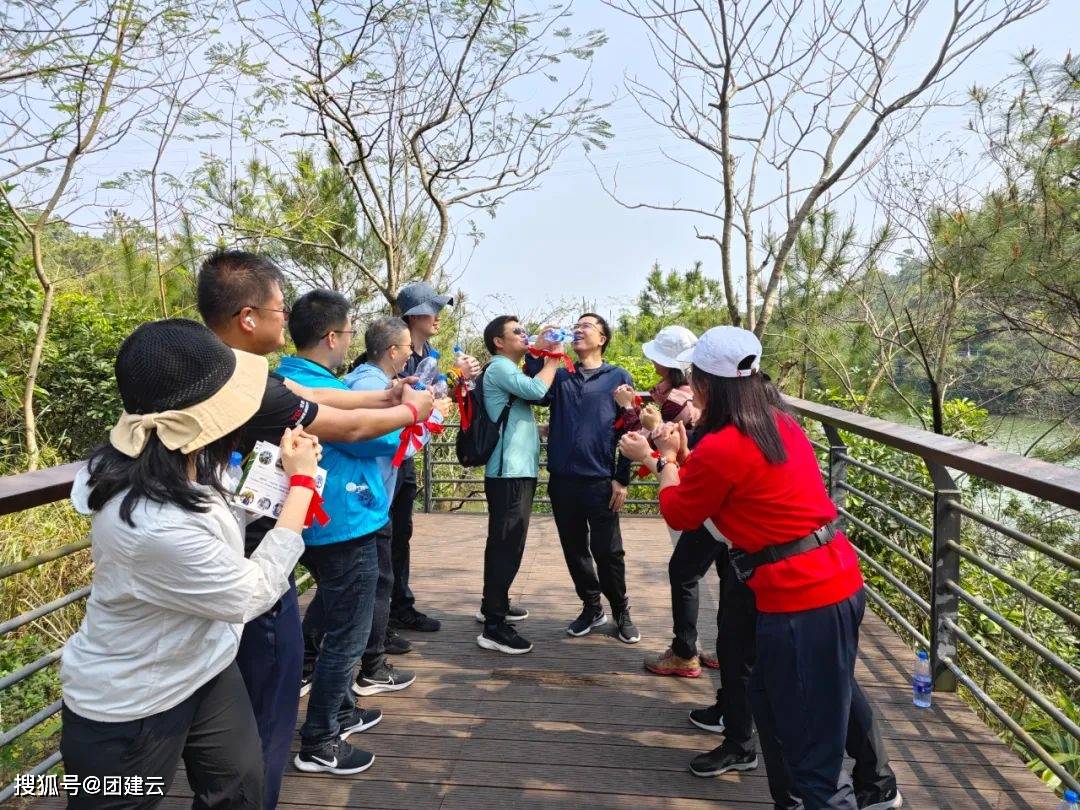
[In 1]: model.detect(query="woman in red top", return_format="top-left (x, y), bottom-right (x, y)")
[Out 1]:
top-left (621, 326), bottom-right (901, 810)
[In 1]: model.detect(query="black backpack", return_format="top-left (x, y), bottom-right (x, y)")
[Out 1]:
top-left (455, 364), bottom-right (515, 470)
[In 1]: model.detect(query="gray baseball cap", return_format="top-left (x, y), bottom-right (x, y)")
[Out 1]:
top-left (396, 281), bottom-right (453, 317)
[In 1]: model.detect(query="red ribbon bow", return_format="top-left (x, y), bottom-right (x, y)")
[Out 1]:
top-left (454, 383), bottom-right (473, 432)
top-left (290, 475), bottom-right (330, 528)
top-left (392, 418), bottom-right (446, 468)
top-left (305, 490), bottom-right (330, 528)
top-left (636, 450), bottom-right (661, 479)
top-left (527, 346), bottom-right (575, 373)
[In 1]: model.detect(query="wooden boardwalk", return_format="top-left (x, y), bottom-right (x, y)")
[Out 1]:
top-left (155, 515), bottom-right (1050, 808)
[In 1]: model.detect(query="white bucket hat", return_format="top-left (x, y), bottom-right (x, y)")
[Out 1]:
top-left (677, 325), bottom-right (762, 378)
top-left (642, 325), bottom-right (698, 370)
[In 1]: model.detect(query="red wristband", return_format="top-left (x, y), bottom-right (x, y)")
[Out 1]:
top-left (289, 475), bottom-right (318, 491)
top-left (403, 402), bottom-right (419, 424)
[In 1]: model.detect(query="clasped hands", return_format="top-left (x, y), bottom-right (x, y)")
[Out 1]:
top-left (619, 421), bottom-right (688, 467)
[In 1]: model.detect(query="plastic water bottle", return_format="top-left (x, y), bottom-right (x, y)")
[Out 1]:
top-left (913, 649), bottom-right (932, 708)
top-left (413, 355), bottom-right (440, 390)
top-left (453, 344), bottom-right (475, 391)
top-left (221, 451), bottom-right (247, 525)
top-left (431, 373), bottom-right (449, 398)
top-left (1058, 789), bottom-right (1080, 810)
top-left (530, 327), bottom-right (573, 346)
top-left (222, 451), bottom-right (244, 494)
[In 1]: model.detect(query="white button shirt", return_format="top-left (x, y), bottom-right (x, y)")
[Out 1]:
top-left (60, 469), bottom-right (304, 722)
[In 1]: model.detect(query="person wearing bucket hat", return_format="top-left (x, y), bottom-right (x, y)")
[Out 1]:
top-left (386, 280), bottom-right (481, 634)
top-left (620, 326), bottom-right (901, 810)
top-left (615, 325), bottom-right (701, 434)
top-left (59, 319), bottom-right (322, 809)
top-left (609, 326), bottom-right (724, 680)
top-left (197, 250), bottom-right (435, 808)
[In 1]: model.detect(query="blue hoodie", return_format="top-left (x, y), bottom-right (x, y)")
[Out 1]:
top-left (343, 362), bottom-right (402, 495)
top-left (276, 356), bottom-right (397, 545)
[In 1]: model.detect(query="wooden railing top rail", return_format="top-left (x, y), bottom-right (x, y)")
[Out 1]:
top-left (0, 461), bottom-right (84, 517)
top-left (785, 396), bottom-right (1080, 508)
top-left (0, 400), bottom-right (1076, 513)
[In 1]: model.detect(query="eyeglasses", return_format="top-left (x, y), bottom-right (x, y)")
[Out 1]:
top-left (322, 329), bottom-right (356, 339)
top-left (573, 322), bottom-right (597, 332)
top-left (392, 343), bottom-right (415, 351)
top-left (508, 327), bottom-right (527, 336)
top-left (233, 305), bottom-right (292, 319)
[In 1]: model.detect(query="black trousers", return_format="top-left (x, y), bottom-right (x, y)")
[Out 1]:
top-left (362, 522), bottom-right (394, 668)
top-left (753, 589), bottom-right (881, 810)
top-left (481, 477), bottom-right (537, 625)
top-left (389, 459), bottom-right (417, 617)
top-left (60, 662), bottom-right (263, 810)
top-left (668, 527), bottom-right (723, 659)
top-left (548, 474), bottom-right (628, 615)
top-left (715, 548), bottom-right (757, 756)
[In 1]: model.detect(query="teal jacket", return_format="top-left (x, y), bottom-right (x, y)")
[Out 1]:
top-left (276, 355), bottom-right (396, 545)
top-left (483, 355), bottom-right (551, 478)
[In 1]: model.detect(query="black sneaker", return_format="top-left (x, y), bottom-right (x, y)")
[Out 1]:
top-left (688, 745), bottom-right (758, 777)
top-left (567, 606), bottom-right (607, 637)
top-left (299, 672), bottom-right (313, 697)
top-left (295, 739), bottom-right (375, 774)
top-left (390, 609), bottom-right (441, 632)
top-left (383, 629), bottom-right (412, 655)
top-left (354, 660), bottom-right (416, 696)
top-left (474, 603), bottom-right (530, 624)
top-left (688, 702), bottom-right (725, 733)
top-left (337, 706), bottom-right (382, 740)
top-left (477, 622), bottom-right (533, 655)
top-left (857, 787), bottom-right (904, 809)
top-left (616, 609), bottom-right (641, 644)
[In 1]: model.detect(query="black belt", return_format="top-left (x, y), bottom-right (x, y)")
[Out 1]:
top-left (730, 522), bottom-right (837, 583)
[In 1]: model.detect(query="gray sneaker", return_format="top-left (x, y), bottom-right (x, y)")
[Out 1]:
top-left (353, 660), bottom-right (416, 697)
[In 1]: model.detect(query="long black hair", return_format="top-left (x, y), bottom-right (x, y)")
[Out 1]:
top-left (691, 366), bottom-right (789, 464)
top-left (86, 429), bottom-right (241, 527)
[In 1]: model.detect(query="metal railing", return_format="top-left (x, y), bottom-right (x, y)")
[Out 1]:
top-left (0, 463), bottom-right (87, 804)
top-left (418, 397), bottom-right (1079, 792)
top-left (785, 397), bottom-right (1079, 793)
top-left (1, 399), bottom-right (1077, 800)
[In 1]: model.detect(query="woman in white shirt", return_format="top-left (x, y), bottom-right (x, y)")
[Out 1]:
top-left (60, 319), bottom-right (321, 810)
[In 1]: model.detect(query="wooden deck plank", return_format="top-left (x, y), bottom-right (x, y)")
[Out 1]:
top-left (227, 515), bottom-right (1055, 807)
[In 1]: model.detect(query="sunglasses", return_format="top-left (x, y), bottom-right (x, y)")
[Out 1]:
top-left (233, 304), bottom-right (292, 319)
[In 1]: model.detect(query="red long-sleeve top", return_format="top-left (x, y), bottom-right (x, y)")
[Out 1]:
top-left (659, 412), bottom-right (863, 613)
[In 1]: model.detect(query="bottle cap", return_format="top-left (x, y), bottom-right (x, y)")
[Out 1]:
top-left (917, 649), bottom-right (929, 660)
top-left (229, 451), bottom-right (243, 466)
top-left (1065, 790), bottom-right (1078, 802)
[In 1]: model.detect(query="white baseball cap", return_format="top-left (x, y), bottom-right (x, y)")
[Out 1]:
top-left (642, 325), bottom-right (698, 370)
top-left (677, 325), bottom-right (762, 378)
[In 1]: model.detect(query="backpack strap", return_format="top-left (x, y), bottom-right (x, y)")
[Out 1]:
top-left (495, 392), bottom-right (516, 476)
top-left (476, 362), bottom-right (517, 476)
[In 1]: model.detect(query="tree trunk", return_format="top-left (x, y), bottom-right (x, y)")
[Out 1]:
top-left (23, 277), bottom-right (54, 471)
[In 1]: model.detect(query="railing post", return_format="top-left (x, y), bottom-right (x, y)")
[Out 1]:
top-left (927, 460), bottom-right (960, 693)
top-left (422, 442), bottom-right (433, 514)
top-left (823, 424), bottom-right (848, 532)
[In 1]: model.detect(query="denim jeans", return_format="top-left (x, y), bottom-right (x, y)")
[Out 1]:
top-left (298, 535), bottom-right (378, 750)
